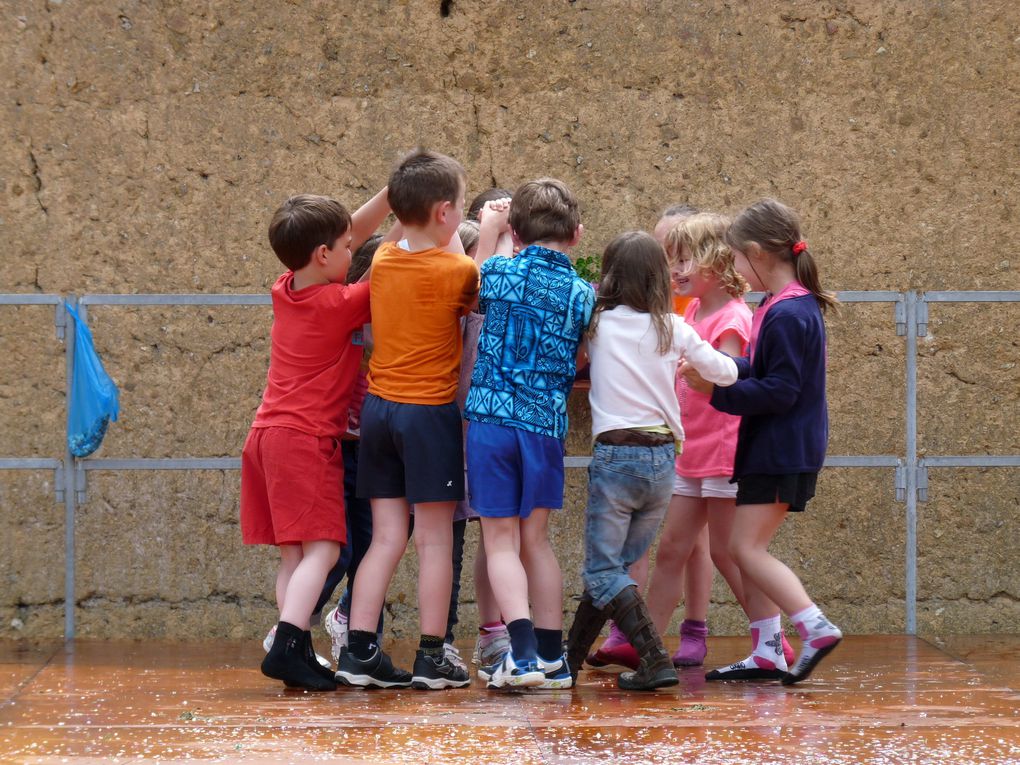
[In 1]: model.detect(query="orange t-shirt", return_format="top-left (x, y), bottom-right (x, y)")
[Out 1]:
top-left (673, 295), bottom-right (692, 315)
top-left (367, 242), bottom-right (479, 404)
top-left (252, 275), bottom-right (371, 437)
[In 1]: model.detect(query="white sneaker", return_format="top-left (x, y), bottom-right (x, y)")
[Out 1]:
top-left (472, 625), bottom-right (511, 666)
top-left (444, 642), bottom-right (467, 671)
top-left (536, 653), bottom-right (573, 690)
top-left (485, 649), bottom-right (544, 689)
top-left (264, 623), bottom-right (332, 668)
top-left (323, 607), bottom-right (349, 665)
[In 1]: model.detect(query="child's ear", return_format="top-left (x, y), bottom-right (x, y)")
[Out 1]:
top-left (509, 228), bottom-right (524, 250)
top-left (313, 243), bottom-right (329, 265)
top-left (434, 200), bottom-right (451, 224)
top-left (568, 224), bottom-right (584, 248)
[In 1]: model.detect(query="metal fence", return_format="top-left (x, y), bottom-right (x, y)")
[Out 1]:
top-left (1, 290), bottom-right (1018, 638)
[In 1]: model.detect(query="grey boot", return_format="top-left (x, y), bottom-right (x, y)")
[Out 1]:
top-left (607, 586), bottom-right (679, 691)
top-left (565, 593), bottom-right (609, 682)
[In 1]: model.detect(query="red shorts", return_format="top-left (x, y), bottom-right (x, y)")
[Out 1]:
top-left (240, 427), bottom-right (346, 545)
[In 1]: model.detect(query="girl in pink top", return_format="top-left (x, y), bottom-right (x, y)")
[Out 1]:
top-left (644, 213), bottom-right (794, 670)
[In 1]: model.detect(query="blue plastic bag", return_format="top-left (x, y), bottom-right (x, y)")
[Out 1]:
top-left (65, 302), bottom-right (119, 458)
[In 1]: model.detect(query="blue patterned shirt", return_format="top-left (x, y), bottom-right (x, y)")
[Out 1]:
top-left (464, 245), bottom-right (595, 440)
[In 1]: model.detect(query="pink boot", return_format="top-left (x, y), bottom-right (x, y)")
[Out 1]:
top-left (585, 622), bottom-right (640, 670)
top-left (672, 619), bottom-right (708, 667)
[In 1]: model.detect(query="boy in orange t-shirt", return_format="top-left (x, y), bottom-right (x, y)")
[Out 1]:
top-left (241, 189), bottom-right (389, 691)
top-left (336, 150), bottom-right (479, 691)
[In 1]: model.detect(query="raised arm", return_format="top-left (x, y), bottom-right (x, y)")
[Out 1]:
top-left (349, 186), bottom-right (391, 251)
top-left (473, 199), bottom-right (512, 267)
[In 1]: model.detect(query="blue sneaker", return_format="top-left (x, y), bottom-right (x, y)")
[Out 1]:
top-left (537, 653), bottom-right (573, 689)
top-left (484, 649), bottom-right (544, 689)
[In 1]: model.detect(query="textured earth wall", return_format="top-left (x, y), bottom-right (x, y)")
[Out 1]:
top-left (1, 1), bottom-right (1017, 640)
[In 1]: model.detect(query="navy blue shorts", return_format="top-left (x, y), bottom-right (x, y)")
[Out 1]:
top-left (356, 394), bottom-right (464, 504)
top-left (736, 472), bottom-right (818, 513)
top-left (466, 421), bottom-right (565, 519)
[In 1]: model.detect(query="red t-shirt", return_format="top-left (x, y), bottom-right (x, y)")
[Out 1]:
top-left (252, 274), bottom-right (371, 437)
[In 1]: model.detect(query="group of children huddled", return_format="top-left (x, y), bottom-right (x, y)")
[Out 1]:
top-left (241, 149), bottom-right (843, 694)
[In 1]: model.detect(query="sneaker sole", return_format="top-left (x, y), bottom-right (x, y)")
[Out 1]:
top-left (410, 676), bottom-right (472, 690)
top-left (781, 638), bottom-right (841, 686)
top-left (334, 671), bottom-right (412, 689)
top-left (537, 676), bottom-right (574, 690)
top-left (487, 670), bottom-right (545, 689)
top-left (705, 667), bottom-right (786, 681)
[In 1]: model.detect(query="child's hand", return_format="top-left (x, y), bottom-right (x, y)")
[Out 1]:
top-left (479, 199), bottom-right (511, 232)
top-left (679, 359), bottom-right (714, 394)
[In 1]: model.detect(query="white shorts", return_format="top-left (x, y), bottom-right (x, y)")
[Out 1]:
top-left (673, 474), bottom-right (737, 499)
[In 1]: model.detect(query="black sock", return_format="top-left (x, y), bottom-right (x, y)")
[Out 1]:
top-left (348, 629), bottom-right (378, 661)
top-left (535, 628), bottom-right (562, 662)
top-left (419, 634), bottom-right (444, 658)
top-left (506, 618), bottom-right (538, 662)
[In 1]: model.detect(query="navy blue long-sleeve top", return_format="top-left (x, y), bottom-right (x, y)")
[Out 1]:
top-left (710, 293), bottom-right (828, 479)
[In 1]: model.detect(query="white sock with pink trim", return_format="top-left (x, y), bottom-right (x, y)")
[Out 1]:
top-left (749, 615), bottom-right (788, 672)
top-left (786, 603), bottom-right (843, 683)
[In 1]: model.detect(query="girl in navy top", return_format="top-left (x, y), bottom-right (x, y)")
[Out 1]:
top-left (681, 199), bottom-right (842, 685)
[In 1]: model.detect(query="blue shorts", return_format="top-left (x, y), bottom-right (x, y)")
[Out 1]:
top-left (466, 421), bottom-right (565, 519)
top-left (356, 394), bottom-right (464, 504)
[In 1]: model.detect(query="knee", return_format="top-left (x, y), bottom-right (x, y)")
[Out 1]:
top-left (728, 541), bottom-right (752, 569)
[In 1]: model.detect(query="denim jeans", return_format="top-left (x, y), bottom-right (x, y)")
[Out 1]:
top-left (582, 442), bottom-right (675, 609)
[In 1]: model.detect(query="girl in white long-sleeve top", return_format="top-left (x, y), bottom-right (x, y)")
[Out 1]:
top-left (565, 230), bottom-right (737, 691)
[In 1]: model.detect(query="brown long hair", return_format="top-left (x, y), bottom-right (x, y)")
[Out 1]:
top-left (727, 199), bottom-right (838, 313)
top-left (590, 231), bottom-right (675, 354)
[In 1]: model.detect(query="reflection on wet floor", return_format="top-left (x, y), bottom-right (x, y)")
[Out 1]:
top-left (1, 636), bottom-right (1018, 763)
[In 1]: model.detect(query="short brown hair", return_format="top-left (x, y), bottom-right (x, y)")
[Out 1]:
top-left (510, 178), bottom-right (580, 245)
top-left (388, 149), bottom-right (466, 226)
top-left (268, 194), bottom-right (351, 271)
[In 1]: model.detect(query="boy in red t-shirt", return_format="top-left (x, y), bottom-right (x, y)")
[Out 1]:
top-left (242, 189), bottom-right (389, 691)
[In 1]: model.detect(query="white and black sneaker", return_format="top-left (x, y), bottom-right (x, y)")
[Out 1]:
top-left (335, 646), bottom-right (412, 689)
top-left (410, 650), bottom-right (471, 690)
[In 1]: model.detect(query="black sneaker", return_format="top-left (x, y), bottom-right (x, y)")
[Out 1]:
top-left (411, 650), bottom-right (471, 690)
top-left (334, 646), bottom-right (412, 689)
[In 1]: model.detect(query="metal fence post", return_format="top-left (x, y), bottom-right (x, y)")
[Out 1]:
top-left (903, 291), bottom-right (919, 635)
top-left (62, 295), bottom-right (78, 640)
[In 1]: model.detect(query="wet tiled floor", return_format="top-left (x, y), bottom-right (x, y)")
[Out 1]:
top-left (1, 636), bottom-right (1018, 763)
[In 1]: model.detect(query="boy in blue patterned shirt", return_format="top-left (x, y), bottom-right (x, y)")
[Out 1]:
top-left (464, 178), bottom-right (595, 689)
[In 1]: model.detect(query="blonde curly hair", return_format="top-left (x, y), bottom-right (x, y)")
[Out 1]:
top-left (663, 212), bottom-right (748, 299)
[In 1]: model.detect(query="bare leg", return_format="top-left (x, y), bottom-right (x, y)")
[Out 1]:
top-left (280, 540), bottom-right (341, 629)
top-left (729, 503), bottom-right (812, 619)
top-left (276, 544), bottom-right (302, 615)
top-left (349, 497), bottom-right (410, 633)
top-left (413, 501), bottom-right (456, 637)
top-left (520, 508), bottom-right (562, 630)
top-left (473, 529), bottom-right (502, 624)
top-left (706, 500), bottom-right (747, 612)
top-left (628, 549), bottom-right (651, 592)
top-left (682, 524), bottom-right (713, 622)
top-left (481, 516), bottom-right (528, 621)
top-left (645, 495), bottom-right (707, 634)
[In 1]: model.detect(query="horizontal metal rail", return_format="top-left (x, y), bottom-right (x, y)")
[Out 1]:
top-left (1, 290), bottom-right (1017, 639)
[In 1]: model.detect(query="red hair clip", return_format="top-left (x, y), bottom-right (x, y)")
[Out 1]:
top-left (792, 240), bottom-right (808, 256)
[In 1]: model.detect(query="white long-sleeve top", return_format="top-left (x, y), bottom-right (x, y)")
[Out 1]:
top-left (588, 306), bottom-right (738, 442)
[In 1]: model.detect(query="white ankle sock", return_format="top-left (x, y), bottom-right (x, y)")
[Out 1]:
top-left (787, 603), bottom-right (842, 679)
top-left (750, 615), bottom-right (787, 671)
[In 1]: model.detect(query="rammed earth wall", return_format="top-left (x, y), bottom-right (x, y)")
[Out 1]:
top-left (1, 1), bottom-right (1017, 639)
